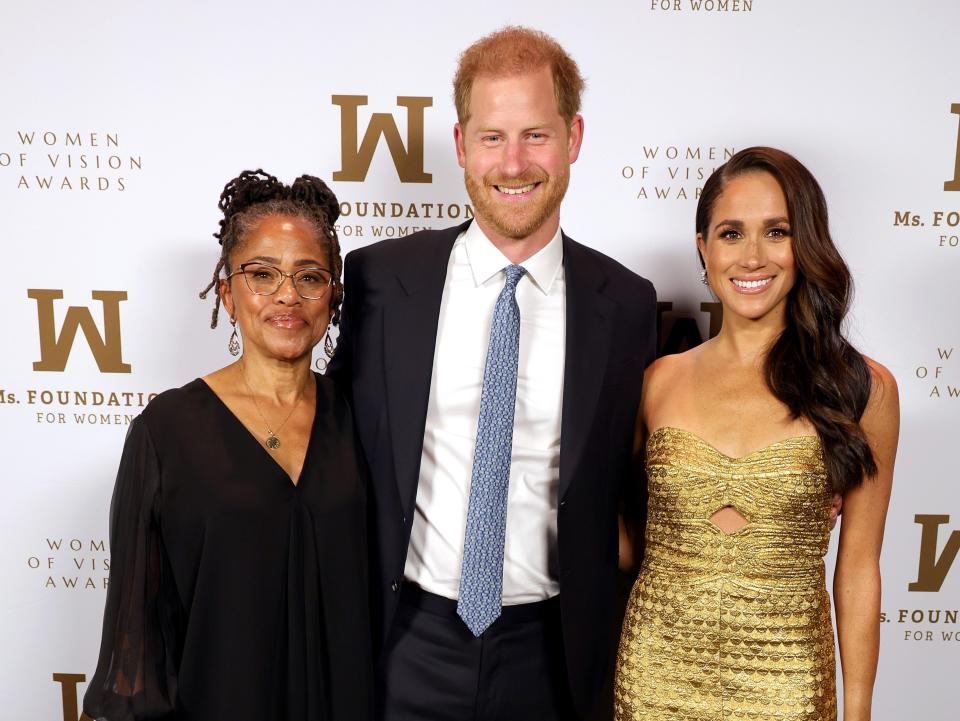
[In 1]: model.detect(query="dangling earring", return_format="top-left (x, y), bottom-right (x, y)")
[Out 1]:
top-left (700, 269), bottom-right (709, 286)
top-left (315, 327), bottom-right (335, 372)
top-left (228, 318), bottom-right (241, 356)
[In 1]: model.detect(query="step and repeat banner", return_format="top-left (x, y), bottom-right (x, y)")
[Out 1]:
top-left (1, 1), bottom-right (956, 718)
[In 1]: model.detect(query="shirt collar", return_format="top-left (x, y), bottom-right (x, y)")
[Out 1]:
top-left (463, 220), bottom-right (564, 294)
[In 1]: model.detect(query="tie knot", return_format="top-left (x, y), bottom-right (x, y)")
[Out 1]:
top-left (503, 264), bottom-right (526, 289)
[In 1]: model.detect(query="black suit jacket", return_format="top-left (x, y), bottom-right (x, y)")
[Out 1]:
top-left (328, 220), bottom-right (657, 716)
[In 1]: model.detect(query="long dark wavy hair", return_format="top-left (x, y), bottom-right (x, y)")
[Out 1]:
top-left (695, 147), bottom-right (876, 493)
top-left (198, 169), bottom-right (343, 328)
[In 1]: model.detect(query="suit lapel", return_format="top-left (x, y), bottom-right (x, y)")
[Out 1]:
top-left (383, 223), bottom-right (466, 515)
top-left (559, 235), bottom-right (615, 501)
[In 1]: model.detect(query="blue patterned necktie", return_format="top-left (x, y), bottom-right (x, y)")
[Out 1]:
top-left (456, 264), bottom-right (527, 636)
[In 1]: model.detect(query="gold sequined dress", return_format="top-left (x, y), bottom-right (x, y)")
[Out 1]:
top-left (615, 426), bottom-right (836, 721)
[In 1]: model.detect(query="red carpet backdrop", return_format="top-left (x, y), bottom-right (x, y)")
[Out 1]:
top-left (0, 1), bottom-right (956, 718)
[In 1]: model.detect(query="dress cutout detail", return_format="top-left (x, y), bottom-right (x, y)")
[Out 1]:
top-left (615, 426), bottom-right (837, 721)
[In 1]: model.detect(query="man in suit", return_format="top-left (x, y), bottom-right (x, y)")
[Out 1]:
top-left (328, 26), bottom-right (657, 720)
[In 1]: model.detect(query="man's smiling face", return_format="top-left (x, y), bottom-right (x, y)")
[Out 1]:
top-left (455, 65), bottom-right (582, 243)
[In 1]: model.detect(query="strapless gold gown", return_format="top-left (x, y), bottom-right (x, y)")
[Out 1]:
top-left (615, 426), bottom-right (837, 721)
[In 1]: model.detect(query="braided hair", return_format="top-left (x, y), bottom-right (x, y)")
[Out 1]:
top-left (198, 169), bottom-right (343, 328)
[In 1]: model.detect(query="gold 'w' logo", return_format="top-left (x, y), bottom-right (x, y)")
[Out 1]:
top-left (947, 104), bottom-right (960, 191)
top-left (53, 673), bottom-right (93, 721)
top-left (909, 514), bottom-right (960, 592)
top-left (332, 95), bottom-right (432, 183)
top-left (29, 290), bottom-right (131, 373)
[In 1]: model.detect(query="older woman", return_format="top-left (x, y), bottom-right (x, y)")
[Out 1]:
top-left (615, 148), bottom-right (899, 721)
top-left (84, 170), bottom-right (372, 721)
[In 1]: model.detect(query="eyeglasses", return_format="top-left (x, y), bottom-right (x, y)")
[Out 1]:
top-left (226, 263), bottom-right (336, 300)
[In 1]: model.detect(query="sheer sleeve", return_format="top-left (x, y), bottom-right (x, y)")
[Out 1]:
top-left (84, 416), bottom-right (181, 720)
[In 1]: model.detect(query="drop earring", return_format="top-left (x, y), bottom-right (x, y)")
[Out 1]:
top-left (228, 318), bottom-right (241, 356)
top-left (314, 327), bottom-right (335, 372)
top-left (700, 269), bottom-right (709, 286)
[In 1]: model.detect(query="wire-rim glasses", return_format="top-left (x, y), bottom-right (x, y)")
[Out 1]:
top-left (226, 262), bottom-right (335, 300)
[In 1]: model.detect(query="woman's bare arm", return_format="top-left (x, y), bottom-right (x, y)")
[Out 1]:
top-left (833, 359), bottom-right (900, 721)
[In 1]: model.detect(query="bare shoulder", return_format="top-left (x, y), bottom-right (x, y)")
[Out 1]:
top-left (641, 348), bottom-right (697, 414)
top-left (861, 356), bottom-right (900, 451)
top-left (864, 356), bottom-right (899, 416)
top-left (644, 350), bottom-right (691, 391)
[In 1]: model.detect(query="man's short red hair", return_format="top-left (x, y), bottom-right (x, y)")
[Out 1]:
top-left (453, 26), bottom-right (585, 126)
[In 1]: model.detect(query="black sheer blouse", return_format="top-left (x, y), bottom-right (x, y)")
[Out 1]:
top-left (84, 375), bottom-right (373, 721)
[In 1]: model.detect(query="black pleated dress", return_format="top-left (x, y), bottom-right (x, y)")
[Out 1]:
top-left (83, 374), bottom-right (373, 721)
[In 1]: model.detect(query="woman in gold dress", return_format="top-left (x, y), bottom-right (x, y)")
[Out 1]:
top-left (614, 147), bottom-right (899, 721)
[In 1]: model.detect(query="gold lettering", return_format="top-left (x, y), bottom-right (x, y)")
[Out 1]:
top-left (332, 95), bottom-right (432, 183)
top-left (29, 290), bottom-right (131, 373)
top-left (947, 104), bottom-right (960, 191)
top-left (52, 673), bottom-right (94, 721)
top-left (701, 302), bottom-right (722, 338)
top-left (909, 514), bottom-right (960, 591)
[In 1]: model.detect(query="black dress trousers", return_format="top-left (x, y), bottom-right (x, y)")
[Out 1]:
top-left (378, 584), bottom-right (578, 721)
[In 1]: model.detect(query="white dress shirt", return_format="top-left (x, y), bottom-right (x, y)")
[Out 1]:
top-left (403, 221), bottom-right (566, 603)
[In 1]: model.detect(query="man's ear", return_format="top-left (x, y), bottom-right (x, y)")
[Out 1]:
top-left (454, 122), bottom-right (467, 169)
top-left (567, 114), bottom-right (584, 164)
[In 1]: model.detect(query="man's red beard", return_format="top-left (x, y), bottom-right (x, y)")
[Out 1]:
top-left (464, 165), bottom-right (569, 240)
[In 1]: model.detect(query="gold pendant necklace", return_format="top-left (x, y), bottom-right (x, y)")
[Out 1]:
top-left (240, 361), bottom-right (305, 451)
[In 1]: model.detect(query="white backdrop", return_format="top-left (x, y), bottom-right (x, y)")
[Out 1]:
top-left (1, 1), bottom-right (957, 719)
